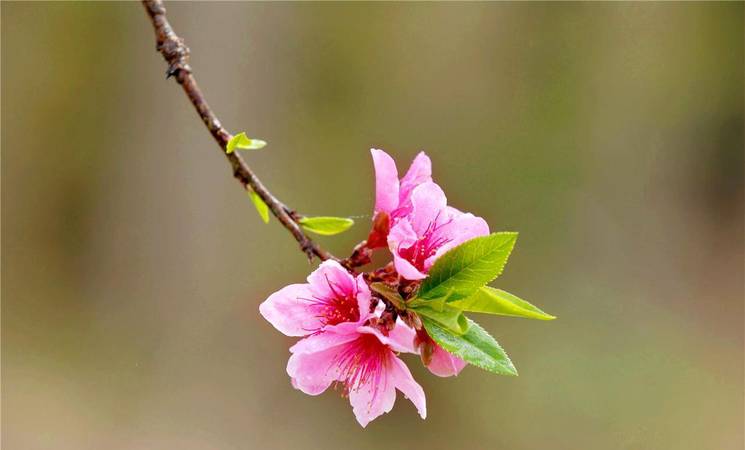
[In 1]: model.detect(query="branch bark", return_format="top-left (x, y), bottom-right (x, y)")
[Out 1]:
top-left (141, 0), bottom-right (335, 262)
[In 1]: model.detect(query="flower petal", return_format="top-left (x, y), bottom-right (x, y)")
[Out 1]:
top-left (388, 219), bottom-right (427, 280)
top-left (371, 148), bottom-right (400, 214)
top-left (289, 327), bottom-right (359, 355)
top-left (356, 323), bottom-right (416, 354)
top-left (287, 344), bottom-right (343, 395)
top-left (355, 275), bottom-right (374, 320)
top-left (348, 353), bottom-right (397, 427)
top-left (426, 212), bottom-right (490, 270)
top-left (426, 345), bottom-right (467, 377)
top-left (450, 212), bottom-right (490, 240)
top-left (388, 219), bottom-right (418, 251)
top-left (393, 254), bottom-right (427, 281)
top-left (259, 283), bottom-right (322, 337)
top-left (387, 322), bottom-right (417, 353)
top-left (389, 355), bottom-right (427, 420)
top-left (399, 152), bottom-right (432, 205)
top-left (409, 182), bottom-right (448, 235)
top-left (306, 260), bottom-right (357, 302)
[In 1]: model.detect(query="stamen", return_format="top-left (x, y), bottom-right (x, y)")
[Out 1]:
top-left (331, 334), bottom-right (390, 405)
top-left (398, 214), bottom-right (455, 271)
top-left (298, 274), bottom-right (361, 330)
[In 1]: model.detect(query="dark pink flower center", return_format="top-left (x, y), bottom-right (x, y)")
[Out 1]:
top-left (398, 217), bottom-right (452, 271)
top-left (318, 294), bottom-right (360, 326)
top-left (304, 276), bottom-right (360, 327)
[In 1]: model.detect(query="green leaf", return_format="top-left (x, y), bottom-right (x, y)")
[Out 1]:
top-left (298, 216), bottom-right (354, 236)
top-left (450, 286), bottom-right (556, 320)
top-left (418, 232), bottom-right (518, 303)
top-left (247, 189), bottom-right (269, 223)
top-left (226, 132), bottom-right (267, 154)
top-left (423, 316), bottom-right (517, 376)
top-left (369, 282), bottom-right (406, 311)
top-left (411, 303), bottom-right (469, 335)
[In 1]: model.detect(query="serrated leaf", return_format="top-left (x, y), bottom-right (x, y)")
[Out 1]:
top-left (450, 286), bottom-right (555, 320)
top-left (369, 282), bottom-right (406, 311)
top-left (247, 189), bottom-right (269, 223)
top-left (226, 132), bottom-right (267, 154)
top-left (418, 232), bottom-right (518, 302)
top-left (423, 316), bottom-right (517, 376)
top-left (411, 303), bottom-right (469, 335)
top-left (298, 216), bottom-right (354, 236)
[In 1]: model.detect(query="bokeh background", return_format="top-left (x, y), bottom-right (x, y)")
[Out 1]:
top-left (2, 2), bottom-right (743, 449)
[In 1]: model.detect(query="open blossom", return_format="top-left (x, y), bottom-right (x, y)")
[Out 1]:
top-left (259, 260), bottom-right (369, 336)
top-left (259, 260), bottom-right (426, 426)
top-left (371, 150), bottom-right (489, 377)
top-left (288, 322), bottom-right (426, 427)
top-left (387, 182), bottom-right (489, 281)
top-left (370, 149), bottom-right (489, 280)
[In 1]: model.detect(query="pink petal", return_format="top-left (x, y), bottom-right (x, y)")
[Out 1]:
top-left (444, 205), bottom-right (462, 217)
top-left (289, 327), bottom-right (359, 355)
top-left (287, 344), bottom-right (343, 395)
top-left (348, 356), bottom-right (397, 427)
top-left (388, 219), bottom-right (418, 251)
top-left (399, 152), bottom-right (432, 205)
top-left (356, 323), bottom-right (416, 354)
top-left (386, 322), bottom-right (418, 353)
top-left (371, 148), bottom-right (400, 214)
top-left (393, 254), bottom-right (427, 281)
top-left (408, 182), bottom-right (448, 235)
top-left (259, 283), bottom-right (323, 337)
top-left (451, 212), bottom-right (490, 239)
top-left (355, 275), bottom-right (374, 321)
top-left (389, 355), bottom-right (427, 420)
top-left (306, 260), bottom-right (357, 302)
top-left (427, 345), bottom-right (467, 377)
top-left (426, 213), bottom-right (490, 270)
top-left (387, 220), bottom-right (427, 280)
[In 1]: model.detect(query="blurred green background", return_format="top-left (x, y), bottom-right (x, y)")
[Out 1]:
top-left (2, 2), bottom-right (743, 449)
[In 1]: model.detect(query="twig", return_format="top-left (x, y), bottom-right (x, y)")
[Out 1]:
top-left (141, 0), bottom-right (336, 262)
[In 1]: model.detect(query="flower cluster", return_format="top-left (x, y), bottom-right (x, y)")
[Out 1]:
top-left (259, 149), bottom-right (552, 426)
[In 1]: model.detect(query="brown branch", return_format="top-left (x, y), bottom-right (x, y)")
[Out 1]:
top-left (141, 0), bottom-right (335, 262)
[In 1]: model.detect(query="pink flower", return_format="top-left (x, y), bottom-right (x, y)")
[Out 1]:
top-left (259, 260), bottom-right (426, 426)
top-left (288, 323), bottom-right (426, 427)
top-left (259, 260), bottom-right (370, 336)
top-left (387, 182), bottom-right (490, 281)
top-left (371, 150), bottom-right (488, 378)
top-left (368, 149), bottom-right (433, 248)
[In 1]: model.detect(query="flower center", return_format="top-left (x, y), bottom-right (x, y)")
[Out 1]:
top-left (319, 293), bottom-right (360, 326)
top-left (306, 276), bottom-right (360, 327)
top-left (399, 217), bottom-right (452, 271)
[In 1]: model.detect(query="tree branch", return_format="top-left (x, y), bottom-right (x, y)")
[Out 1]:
top-left (141, 0), bottom-right (336, 262)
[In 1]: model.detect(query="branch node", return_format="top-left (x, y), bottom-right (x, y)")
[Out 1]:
top-left (300, 240), bottom-right (315, 262)
top-left (159, 36), bottom-right (191, 78)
